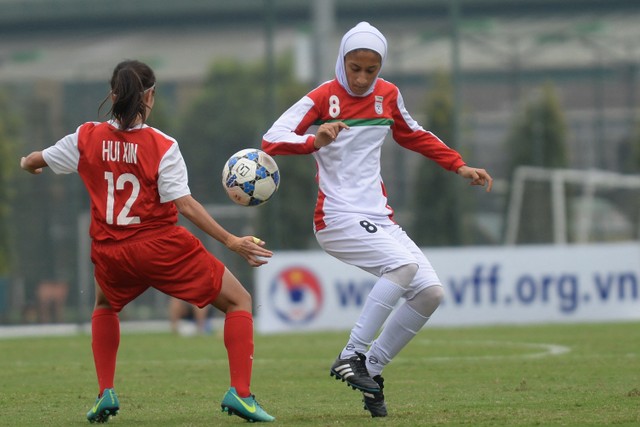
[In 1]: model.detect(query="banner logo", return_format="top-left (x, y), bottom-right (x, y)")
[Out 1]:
top-left (269, 267), bottom-right (324, 324)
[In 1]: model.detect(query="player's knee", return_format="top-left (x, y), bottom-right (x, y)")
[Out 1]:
top-left (244, 293), bottom-right (253, 312)
top-left (408, 285), bottom-right (444, 317)
top-left (383, 263), bottom-right (419, 288)
top-left (425, 284), bottom-right (445, 305)
top-left (233, 291), bottom-right (253, 314)
top-left (93, 292), bottom-right (112, 310)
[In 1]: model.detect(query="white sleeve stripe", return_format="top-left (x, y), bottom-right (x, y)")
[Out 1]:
top-left (396, 90), bottom-right (425, 133)
top-left (42, 131), bottom-right (80, 174)
top-left (158, 143), bottom-right (190, 203)
top-left (263, 96), bottom-right (315, 144)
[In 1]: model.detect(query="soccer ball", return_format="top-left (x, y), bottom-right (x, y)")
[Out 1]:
top-left (221, 148), bottom-right (280, 206)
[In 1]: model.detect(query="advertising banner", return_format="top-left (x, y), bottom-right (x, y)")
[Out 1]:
top-left (255, 243), bottom-right (640, 333)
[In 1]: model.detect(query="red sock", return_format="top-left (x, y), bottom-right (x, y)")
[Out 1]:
top-left (91, 308), bottom-right (120, 395)
top-left (224, 310), bottom-right (254, 397)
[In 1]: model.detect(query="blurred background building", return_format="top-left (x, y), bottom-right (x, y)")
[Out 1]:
top-left (1, 0), bottom-right (639, 325)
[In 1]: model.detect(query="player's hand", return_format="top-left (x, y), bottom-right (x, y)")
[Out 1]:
top-left (314, 122), bottom-right (349, 149)
top-left (457, 165), bottom-right (493, 192)
top-left (228, 235), bottom-right (273, 267)
top-left (20, 156), bottom-right (43, 175)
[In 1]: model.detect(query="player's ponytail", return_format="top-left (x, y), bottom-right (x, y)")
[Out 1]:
top-left (100, 60), bottom-right (156, 130)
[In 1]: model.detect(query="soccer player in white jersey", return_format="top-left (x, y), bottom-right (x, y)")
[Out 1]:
top-left (21, 60), bottom-right (275, 423)
top-left (263, 22), bottom-right (493, 417)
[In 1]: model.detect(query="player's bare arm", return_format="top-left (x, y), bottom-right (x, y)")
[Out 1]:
top-left (20, 151), bottom-right (47, 174)
top-left (314, 121), bottom-right (350, 149)
top-left (173, 194), bottom-right (272, 266)
top-left (457, 165), bottom-right (493, 192)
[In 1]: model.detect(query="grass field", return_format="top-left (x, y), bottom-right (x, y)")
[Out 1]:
top-left (1, 321), bottom-right (639, 426)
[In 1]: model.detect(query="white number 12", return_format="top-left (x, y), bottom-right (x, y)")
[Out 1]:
top-left (104, 171), bottom-right (141, 225)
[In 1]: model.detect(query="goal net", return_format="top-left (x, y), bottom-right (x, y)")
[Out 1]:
top-left (504, 166), bottom-right (640, 245)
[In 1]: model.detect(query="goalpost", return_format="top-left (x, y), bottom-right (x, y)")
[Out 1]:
top-left (505, 166), bottom-right (640, 245)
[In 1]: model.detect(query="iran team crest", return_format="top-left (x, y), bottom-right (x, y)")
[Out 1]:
top-left (375, 96), bottom-right (383, 115)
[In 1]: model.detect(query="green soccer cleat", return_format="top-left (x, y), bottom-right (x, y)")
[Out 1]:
top-left (221, 387), bottom-right (275, 423)
top-left (86, 388), bottom-right (119, 423)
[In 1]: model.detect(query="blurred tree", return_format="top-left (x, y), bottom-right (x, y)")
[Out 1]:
top-left (177, 56), bottom-right (314, 249)
top-left (412, 70), bottom-right (466, 246)
top-left (507, 82), bottom-right (568, 172)
top-left (503, 82), bottom-right (568, 243)
top-left (0, 91), bottom-right (20, 275)
top-left (146, 87), bottom-right (175, 138)
top-left (264, 68), bottom-right (318, 250)
top-left (10, 94), bottom-right (58, 315)
top-left (178, 59), bottom-right (265, 203)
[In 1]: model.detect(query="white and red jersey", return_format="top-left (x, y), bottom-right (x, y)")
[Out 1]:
top-left (43, 120), bottom-right (190, 242)
top-left (262, 78), bottom-right (466, 231)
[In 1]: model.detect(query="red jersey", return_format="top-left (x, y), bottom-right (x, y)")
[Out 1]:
top-left (43, 121), bottom-right (190, 242)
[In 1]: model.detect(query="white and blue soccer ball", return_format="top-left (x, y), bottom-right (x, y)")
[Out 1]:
top-left (221, 148), bottom-right (280, 206)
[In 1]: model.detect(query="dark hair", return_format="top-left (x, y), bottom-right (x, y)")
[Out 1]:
top-left (100, 60), bottom-right (156, 130)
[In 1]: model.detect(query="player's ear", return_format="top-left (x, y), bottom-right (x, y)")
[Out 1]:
top-left (144, 90), bottom-right (155, 111)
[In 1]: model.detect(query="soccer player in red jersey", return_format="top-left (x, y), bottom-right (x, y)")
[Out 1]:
top-left (263, 22), bottom-right (492, 417)
top-left (20, 60), bottom-right (275, 423)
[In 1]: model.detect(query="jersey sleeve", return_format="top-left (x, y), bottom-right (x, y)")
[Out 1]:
top-left (391, 89), bottom-right (466, 172)
top-left (157, 142), bottom-right (191, 203)
top-left (262, 96), bottom-right (319, 155)
top-left (42, 126), bottom-right (82, 174)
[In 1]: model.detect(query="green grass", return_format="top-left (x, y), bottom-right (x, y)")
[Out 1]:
top-left (1, 322), bottom-right (639, 426)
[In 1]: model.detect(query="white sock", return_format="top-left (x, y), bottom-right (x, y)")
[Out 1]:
top-left (365, 302), bottom-right (429, 376)
top-left (340, 277), bottom-right (405, 359)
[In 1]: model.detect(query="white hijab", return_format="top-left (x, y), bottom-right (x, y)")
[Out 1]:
top-left (335, 22), bottom-right (387, 97)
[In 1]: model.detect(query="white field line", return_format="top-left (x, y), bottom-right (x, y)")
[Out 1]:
top-left (402, 338), bottom-right (571, 362)
top-left (0, 323), bottom-right (571, 363)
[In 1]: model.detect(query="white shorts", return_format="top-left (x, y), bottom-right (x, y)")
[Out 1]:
top-left (315, 214), bottom-right (441, 300)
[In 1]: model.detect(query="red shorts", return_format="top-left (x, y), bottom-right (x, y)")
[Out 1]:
top-left (91, 226), bottom-right (225, 312)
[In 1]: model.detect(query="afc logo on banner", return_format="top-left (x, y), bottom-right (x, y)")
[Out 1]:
top-left (268, 267), bottom-right (324, 324)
